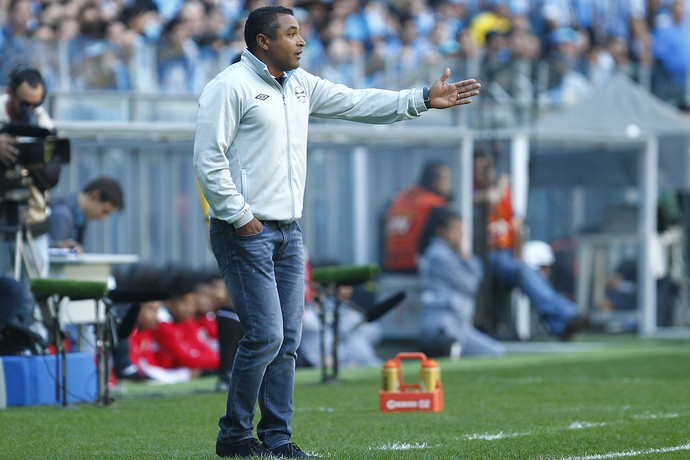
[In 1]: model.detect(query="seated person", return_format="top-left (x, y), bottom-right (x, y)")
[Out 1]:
top-left (418, 207), bottom-right (505, 357)
top-left (48, 175), bottom-right (124, 253)
top-left (129, 298), bottom-right (197, 384)
top-left (151, 265), bottom-right (220, 375)
top-left (381, 160), bottom-right (453, 273)
top-left (194, 266), bottom-right (243, 392)
top-left (300, 283), bottom-right (383, 369)
top-left (119, 263), bottom-right (220, 383)
top-left (473, 150), bottom-right (588, 340)
top-left (111, 263), bottom-right (170, 381)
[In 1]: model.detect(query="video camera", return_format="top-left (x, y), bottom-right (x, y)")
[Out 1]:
top-left (0, 122), bottom-right (71, 167)
top-left (0, 122), bottom-right (71, 235)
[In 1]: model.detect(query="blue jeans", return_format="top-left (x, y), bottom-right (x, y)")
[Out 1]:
top-left (210, 218), bottom-right (304, 449)
top-left (489, 248), bottom-right (577, 336)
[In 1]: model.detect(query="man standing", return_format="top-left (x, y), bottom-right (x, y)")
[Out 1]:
top-left (48, 175), bottom-right (124, 254)
top-left (193, 6), bottom-right (481, 458)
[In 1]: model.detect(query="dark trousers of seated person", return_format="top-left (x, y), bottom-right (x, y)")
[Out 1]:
top-left (217, 307), bottom-right (243, 379)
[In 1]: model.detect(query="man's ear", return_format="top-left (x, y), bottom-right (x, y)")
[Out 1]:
top-left (256, 33), bottom-right (270, 51)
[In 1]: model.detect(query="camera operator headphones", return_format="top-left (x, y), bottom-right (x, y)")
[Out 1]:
top-left (7, 63), bottom-right (47, 107)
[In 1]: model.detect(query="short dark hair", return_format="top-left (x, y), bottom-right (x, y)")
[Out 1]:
top-left (418, 160), bottom-right (450, 192)
top-left (434, 207), bottom-right (462, 232)
top-left (419, 206), bottom-right (460, 255)
top-left (82, 175), bottom-right (125, 210)
top-left (244, 6), bottom-right (294, 52)
top-left (7, 64), bottom-right (46, 97)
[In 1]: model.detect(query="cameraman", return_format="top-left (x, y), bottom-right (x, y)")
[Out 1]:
top-left (0, 65), bottom-right (61, 329)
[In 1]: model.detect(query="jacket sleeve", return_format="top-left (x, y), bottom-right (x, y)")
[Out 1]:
top-left (193, 78), bottom-right (253, 227)
top-left (424, 242), bottom-right (484, 296)
top-left (306, 74), bottom-right (428, 124)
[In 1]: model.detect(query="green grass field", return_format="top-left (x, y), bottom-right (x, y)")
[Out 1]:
top-left (2, 336), bottom-right (690, 459)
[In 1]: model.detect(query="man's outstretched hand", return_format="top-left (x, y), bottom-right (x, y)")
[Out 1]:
top-left (428, 68), bottom-right (481, 109)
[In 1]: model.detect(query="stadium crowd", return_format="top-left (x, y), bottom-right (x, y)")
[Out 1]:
top-left (1, 0), bottom-right (689, 109)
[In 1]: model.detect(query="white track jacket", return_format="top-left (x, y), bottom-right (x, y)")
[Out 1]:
top-left (193, 49), bottom-right (428, 227)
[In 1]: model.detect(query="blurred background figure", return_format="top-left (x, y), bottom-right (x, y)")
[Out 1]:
top-left (0, 64), bottom-right (61, 342)
top-left (48, 175), bottom-right (124, 254)
top-left (418, 207), bottom-right (505, 358)
top-left (473, 149), bottom-right (589, 340)
top-left (299, 282), bottom-right (384, 370)
top-left (381, 160), bottom-right (453, 273)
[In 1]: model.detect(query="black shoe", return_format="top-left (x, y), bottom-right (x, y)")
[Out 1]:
top-left (561, 314), bottom-right (590, 341)
top-left (216, 438), bottom-right (272, 458)
top-left (268, 442), bottom-right (311, 458)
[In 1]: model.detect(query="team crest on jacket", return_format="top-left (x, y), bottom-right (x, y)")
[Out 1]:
top-left (256, 94), bottom-right (269, 100)
top-left (294, 86), bottom-right (306, 103)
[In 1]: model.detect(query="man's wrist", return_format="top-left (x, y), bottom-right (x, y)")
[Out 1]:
top-left (422, 87), bottom-right (431, 109)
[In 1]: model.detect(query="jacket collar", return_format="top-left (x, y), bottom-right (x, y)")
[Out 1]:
top-left (241, 49), bottom-right (295, 87)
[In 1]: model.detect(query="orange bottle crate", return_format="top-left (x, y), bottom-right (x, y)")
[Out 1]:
top-left (379, 352), bottom-right (443, 412)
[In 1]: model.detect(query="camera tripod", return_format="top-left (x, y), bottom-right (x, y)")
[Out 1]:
top-left (0, 185), bottom-right (44, 277)
top-left (1, 193), bottom-right (56, 355)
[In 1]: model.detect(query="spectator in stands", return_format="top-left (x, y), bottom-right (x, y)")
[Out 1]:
top-left (481, 29), bottom-right (512, 91)
top-left (381, 160), bottom-right (453, 273)
top-left (652, 0), bottom-right (690, 103)
top-left (468, 0), bottom-right (512, 47)
top-left (48, 175), bottom-right (124, 254)
top-left (0, 0), bottom-right (37, 75)
top-left (473, 150), bottom-right (589, 341)
top-left (540, 25), bottom-right (591, 107)
top-left (419, 207), bottom-right (505, 357)
top-left (156, 15), bottom-right (201, 94)
top-left (0, 0), bottom-right (684, 111)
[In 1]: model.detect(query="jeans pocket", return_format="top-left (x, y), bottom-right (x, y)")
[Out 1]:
top-left (234, 226), bottom-right (265, 239)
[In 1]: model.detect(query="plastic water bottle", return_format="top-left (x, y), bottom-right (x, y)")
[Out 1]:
top-left (420, 358), bottom-right (441, 391)
top-left (382, 359), bottom-right (400, 392)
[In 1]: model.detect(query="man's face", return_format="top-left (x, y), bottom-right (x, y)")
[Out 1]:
top-left (84, 191), bottom-right (117, 221)
top-left (8, 81), bottom-right (45, 122)
top-left (473, 155), bottom-right (496, 189)
top-left (434, 166), bottom-right (453, 198)
top-left (265, 14), bottom-right (305, 74)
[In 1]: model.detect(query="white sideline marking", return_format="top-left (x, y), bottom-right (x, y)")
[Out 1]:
top-left (633, 412), bottom-right (681, 420)
top-left (464, 432), bottom-right (527, 441)
top-left (554, 442), bottom-right (690, 459)
top-left (462, 412), bottom-right (688, 442)
top-left (569, 421), bottom-right (607, 429)
top-left (370, 442), bottom-right (432, 451)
